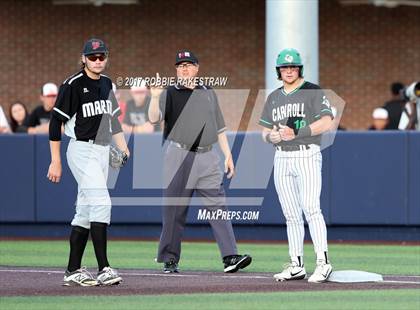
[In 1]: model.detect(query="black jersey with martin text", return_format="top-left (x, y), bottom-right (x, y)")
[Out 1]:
top-left (52, 70), bottom-right (121, 142)
top-left (259, 81), bottom-right (333, 146)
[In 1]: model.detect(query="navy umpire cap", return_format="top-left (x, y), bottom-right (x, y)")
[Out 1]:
top-left (175, 50), bottom-right (198, 65)
top-left (83, 38), bottom-right (108, 56)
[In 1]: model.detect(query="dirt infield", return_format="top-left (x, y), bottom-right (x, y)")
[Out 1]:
top-left (0, 266), bottom-right (419, 297)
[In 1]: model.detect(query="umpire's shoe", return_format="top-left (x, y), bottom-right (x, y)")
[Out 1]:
top-left (63, 267), bottom-right (99, 286)
top-left (163, 259), bottom-right (179, 273)
top-left (97, 266), bottom-right (123, 285)
top-left (223, 254), bottom-right (252, 273)
top-left (273, 261), bottom-right (307, 281)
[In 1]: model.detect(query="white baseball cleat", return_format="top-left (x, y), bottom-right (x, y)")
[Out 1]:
top-left (308, 260), bottom-right (333, 283)
top-left (97, 266), bottom-right (123, 286)
top-left (273, 262), bottom-right (306, 281)
top-left (63, 267), bottom-right (99, 287)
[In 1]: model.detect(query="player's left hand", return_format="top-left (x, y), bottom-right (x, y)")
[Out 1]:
top-left (224, 155), bottom-right (235, 179)
top-left (47, 161), bottom-right (62, 183)
top-left (279, 125), bottom-right (296, 141)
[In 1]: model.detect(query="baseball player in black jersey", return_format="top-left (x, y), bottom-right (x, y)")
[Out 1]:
top-left (47, 38), bottom-right (129, 286)
top-left (259, 48), bottom-right (334, 283)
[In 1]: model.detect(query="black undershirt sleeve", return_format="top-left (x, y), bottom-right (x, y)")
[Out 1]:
top-left (49, 115), bottom-right (63, 141)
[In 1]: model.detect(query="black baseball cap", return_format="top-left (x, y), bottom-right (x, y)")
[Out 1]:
top-left (391, 82), bottom-right (404, 96)
top-left (83, 38), bottom-right (108, 56)
top-left (175, 50), bottom-right (198, 65)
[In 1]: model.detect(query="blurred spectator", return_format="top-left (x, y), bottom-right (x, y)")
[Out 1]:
top-left (112, 82), bottom-right (127, 123)
top-left (0, 105), bottom-right (11, 133)
top-left (383, 82), bottom-right (405, 130)
top-left (26, 82), bottom-right (58, 134)
top-left (122, 82), bottom-right (155, 133)
top-left (398, 81), bottom-right (420, 130)
top-left (368, 108), bottom-right (389, 130)
top-left (9, 101), bottom-right (29, 133)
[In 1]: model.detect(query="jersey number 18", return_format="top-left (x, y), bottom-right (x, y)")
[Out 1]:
top-left (294, 119), bottom-right (307, 129)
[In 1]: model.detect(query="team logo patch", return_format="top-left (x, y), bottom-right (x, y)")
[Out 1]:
top-left (179, 52), bottom-right (190, 58)
top-left (285, 54), bottom-right (294, 63)
top-left (92, 41), bottom-right (100, 50)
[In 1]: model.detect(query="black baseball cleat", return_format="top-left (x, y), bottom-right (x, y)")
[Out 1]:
top-left (163, 259), bottom-right (179, 273)
top-left (223, 254), bottom-right (252, 273)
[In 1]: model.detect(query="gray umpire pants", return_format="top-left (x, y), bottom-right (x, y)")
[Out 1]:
top-left (157, 143), bottom-right (238, 263)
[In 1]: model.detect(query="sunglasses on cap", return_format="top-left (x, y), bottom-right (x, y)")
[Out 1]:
top-left (86, 54), bottom-right (107, 62)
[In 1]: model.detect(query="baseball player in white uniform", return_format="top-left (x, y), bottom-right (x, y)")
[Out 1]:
top-left (47, 38), bottom-right (129, 286)
top-left (259, 48), bottom-right (334, 283)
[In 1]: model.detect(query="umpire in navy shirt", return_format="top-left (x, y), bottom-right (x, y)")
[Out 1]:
top-left (148, 50), bottom-right (251, 274)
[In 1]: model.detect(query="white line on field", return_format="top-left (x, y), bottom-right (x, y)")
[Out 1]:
top-left (0, 269), bottom-right (419, 283)
top-left (119, 273), bottom-right (269, 279)
top-left (0, 269), bottom-right (62, 274)
top-left (0, 269), bottom-right (269, 279)
top-left (381, 280), bottom-right (420, 285)
top-left (121, 272), bottom-right (201, 278)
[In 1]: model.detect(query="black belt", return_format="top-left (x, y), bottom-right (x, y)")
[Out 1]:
top-left (76, 138), bottom-right (109, 146)
top-left (276, 144), bottom-right (310, 152)
top-left (171, 141), bottom-right (213, 153)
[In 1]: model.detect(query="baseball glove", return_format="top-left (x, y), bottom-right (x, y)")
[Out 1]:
top-left (109, 145), bottom-right (128, 168)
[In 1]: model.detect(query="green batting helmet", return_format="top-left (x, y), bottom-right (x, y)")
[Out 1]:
top-left (276, 48), bottom-right (304, 79)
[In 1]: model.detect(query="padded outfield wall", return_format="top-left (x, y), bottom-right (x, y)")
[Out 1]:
top-left (0, 132), bottom-right (419, 241)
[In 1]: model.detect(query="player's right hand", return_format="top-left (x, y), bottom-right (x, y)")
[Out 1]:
top-left (150, 73), bottom-right (164, 98)
top-left (47, 161), bottom-right (62, 183)
top-left (269, 125), bottom-right (282, 144)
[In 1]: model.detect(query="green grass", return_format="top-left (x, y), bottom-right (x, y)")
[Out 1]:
top-left (0, 240), bottom-right (419, 275)
top-left (1, 240), bottom-right (419, 308)
top-left (1, 290), bottom-right (419, 310)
